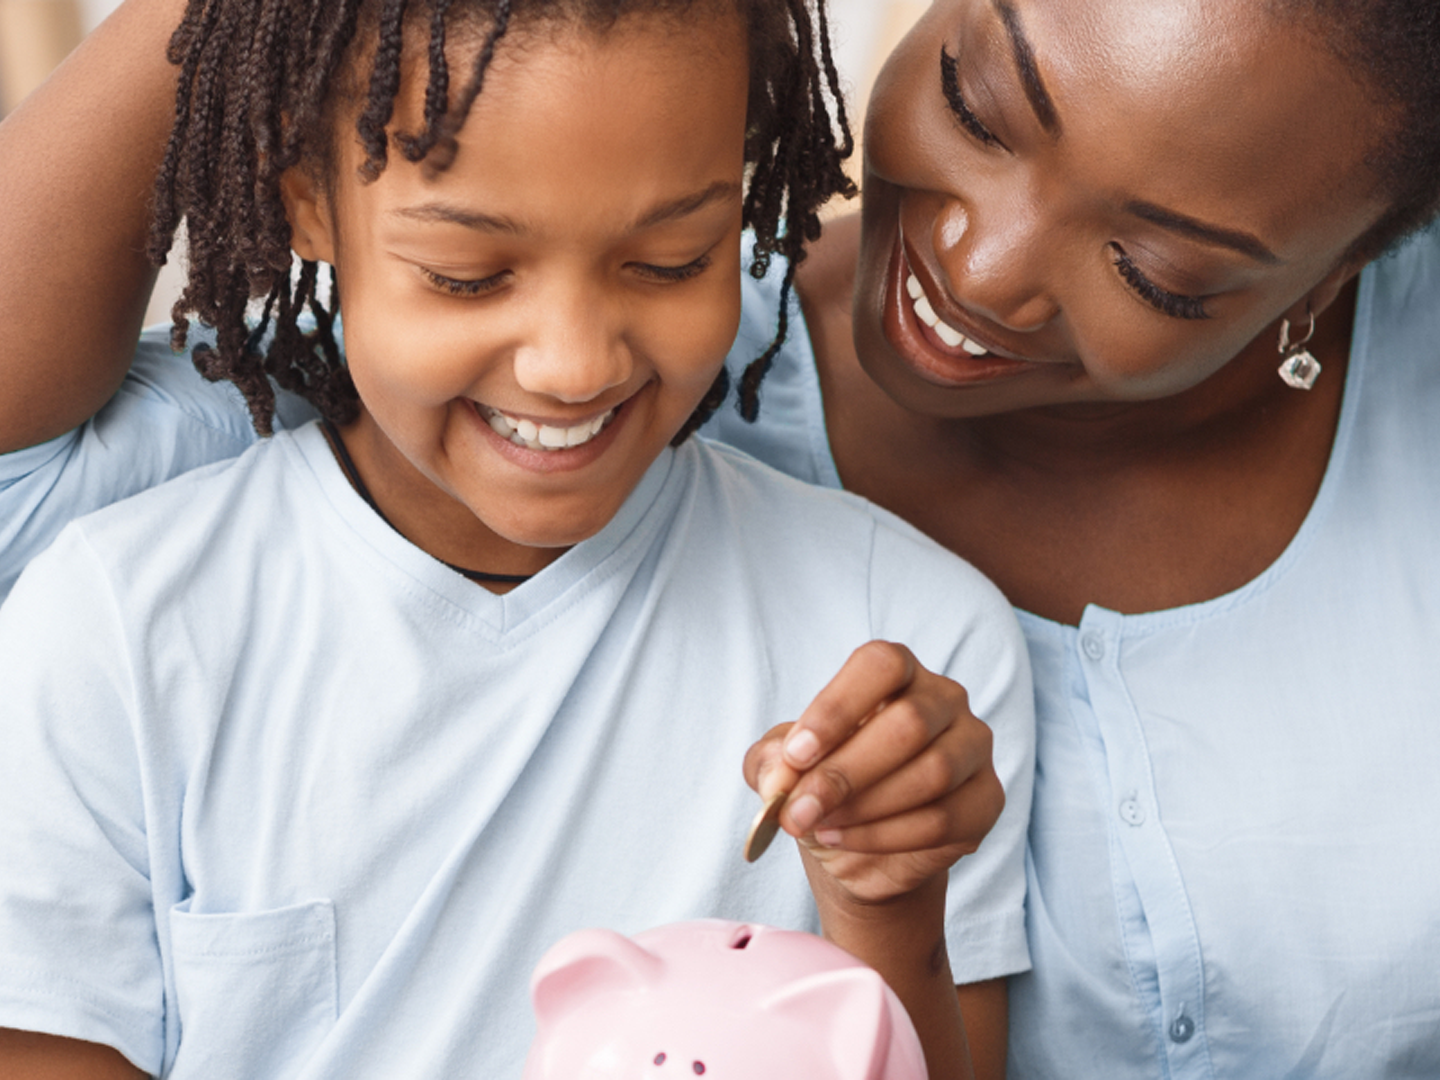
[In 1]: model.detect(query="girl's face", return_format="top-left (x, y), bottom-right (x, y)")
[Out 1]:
top-left (854, 0), bottom-right (1390, 419)
top-left (285, 12), bottom-right (748, 569)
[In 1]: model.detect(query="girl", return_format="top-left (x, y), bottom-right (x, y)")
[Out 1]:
top-left (0, 1), bottom-right (1035, 1078)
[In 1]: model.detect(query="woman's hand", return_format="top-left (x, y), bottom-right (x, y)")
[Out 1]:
top-left (743, 640), bottom-right (1004, 904)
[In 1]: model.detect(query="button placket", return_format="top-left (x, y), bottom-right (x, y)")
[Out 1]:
top-left (1076, 607), bottom-right (1214, 1079)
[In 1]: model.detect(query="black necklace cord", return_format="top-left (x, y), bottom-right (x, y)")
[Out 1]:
top-left (320, 419), bottom-right (535, 586)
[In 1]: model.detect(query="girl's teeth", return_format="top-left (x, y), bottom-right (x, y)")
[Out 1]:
top-left (482, 407), bottom-right (614, 452)
top-left (906, 273), bottom-right (990, 357)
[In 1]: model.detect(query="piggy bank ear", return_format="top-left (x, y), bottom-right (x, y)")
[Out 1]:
top-left (530, 928), bottom-right (663, 1031)
top-left (759, 967), bottom-right (919, 1080)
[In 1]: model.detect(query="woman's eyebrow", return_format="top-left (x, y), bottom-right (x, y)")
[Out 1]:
top-left (993, 0), bottom-right (1059, 136)
top-left (1125, 200), bottom-right (1282, 263)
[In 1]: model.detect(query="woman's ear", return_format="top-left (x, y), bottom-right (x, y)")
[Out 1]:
top-left (280, 167), bottom-right (337, 264)
top-left (1292, 256), bottom-right (1366, 324)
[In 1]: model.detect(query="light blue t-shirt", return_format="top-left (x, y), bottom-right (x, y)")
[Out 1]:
top-left (705, 231), bottom-right (1440, 1077)
top-left (0, 328), bottom-right (315, 604)
top-left (0, 424), bottom-right (1034, 1077)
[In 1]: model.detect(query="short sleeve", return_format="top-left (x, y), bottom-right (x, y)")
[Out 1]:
top-left (0, 328), bottom-right (317, 603)
top-left (866, 513), bottom-right (1036, 984)
top-left (0, 528), bottom-right (166, 1074)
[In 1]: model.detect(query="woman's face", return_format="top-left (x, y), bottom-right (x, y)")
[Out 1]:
top-left (855, 0), bottom-right (1391, 418)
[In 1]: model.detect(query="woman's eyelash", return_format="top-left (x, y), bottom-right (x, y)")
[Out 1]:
top-left (421, 268), bottom-right (509, 297)
top-left (1109, 245), bottom-right (1211, 321)
top-left (940, 47), bottom-right (1002, 148)
top-left (633, 254), bottom-right (713, 283)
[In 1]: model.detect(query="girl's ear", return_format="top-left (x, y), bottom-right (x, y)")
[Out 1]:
top-left (280, 167), bottom-right (337, 264)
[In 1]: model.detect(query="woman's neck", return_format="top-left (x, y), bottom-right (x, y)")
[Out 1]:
top-left (803, 222), bottom-right (1358, 624)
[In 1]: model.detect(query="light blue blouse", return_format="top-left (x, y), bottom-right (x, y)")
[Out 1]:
top-left (704, 227), bottom-right (1440, 1077)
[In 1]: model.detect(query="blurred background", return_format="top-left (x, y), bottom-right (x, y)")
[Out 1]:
top-left (0, 0), bottom-right (926, 323)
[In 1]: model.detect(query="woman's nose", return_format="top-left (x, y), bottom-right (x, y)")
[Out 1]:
top-left (932, 198), bottom-right (1059, 333)
top-left (511, 289), bottom-right (633, 404)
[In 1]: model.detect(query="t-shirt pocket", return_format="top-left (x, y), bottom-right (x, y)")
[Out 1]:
top-left (167, 898), bottom-right (337, 1079)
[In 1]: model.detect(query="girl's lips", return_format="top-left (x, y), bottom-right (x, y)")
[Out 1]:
top-left (469, 394), bottom-right (630, 473)
top-left (882, 237), bottom-right (1045, 388)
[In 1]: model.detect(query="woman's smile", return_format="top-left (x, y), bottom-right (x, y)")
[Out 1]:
top-left (882, 231), bottom-right (1054, 388)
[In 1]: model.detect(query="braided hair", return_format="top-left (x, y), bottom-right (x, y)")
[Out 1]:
top-left (148, 0), bottom-right (856, 439)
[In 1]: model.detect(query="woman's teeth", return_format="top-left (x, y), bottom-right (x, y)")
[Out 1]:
top-left (483, 406), bottom-right (614, 451)
top-left (906, 275), bottom-right (988, 356)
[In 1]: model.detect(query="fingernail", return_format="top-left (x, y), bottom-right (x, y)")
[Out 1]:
top-left (814, 828), bottom-right (843, 848)
top-left (788, 794), bottom-right (823, 834)
top-left (784, 729), bottom-right (820, 768)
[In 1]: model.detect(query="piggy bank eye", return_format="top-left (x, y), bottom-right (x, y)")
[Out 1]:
top-left (692, 1064), bottom-right (706, 1075)
top-left (653, 1053), bottom-right (666, 1066)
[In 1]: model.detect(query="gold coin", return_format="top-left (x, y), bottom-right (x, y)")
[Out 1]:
top-left (743, 790), bottom-right (788, 863)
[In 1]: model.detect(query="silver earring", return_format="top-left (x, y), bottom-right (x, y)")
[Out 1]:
top-left (1277, 309), bottom-right (1320, 390)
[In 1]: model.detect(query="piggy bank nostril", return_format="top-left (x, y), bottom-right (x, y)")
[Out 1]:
top-left (653, 1052), bottom-right (666, 1065)
top-left (692, 1063), bottom-right (705, 1075)
top-left (728, 928), bottom-right (753, 950)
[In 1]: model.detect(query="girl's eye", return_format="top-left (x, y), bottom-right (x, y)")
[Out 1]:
top-left (420, 267), bottom-right (510, 297)
top-left (631, 253), bottom-right (713, 284)
top-left (940, 47), bottom-right (1003, 149)
top-left (1109, 244), bottom-right (1211, 321)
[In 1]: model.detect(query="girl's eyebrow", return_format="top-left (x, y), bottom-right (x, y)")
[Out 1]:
top-left (992, 0), bottom-right (1059, 136)
top-left (393, 204), bottom-right (523, 234)
top-left (390, 181), bottom-right (741, 236)
top-left (630, 180), bottom-right (742, 231)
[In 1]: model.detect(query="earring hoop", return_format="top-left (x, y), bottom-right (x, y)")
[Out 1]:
top-left (1277, 307), bottom-right (1321, 390)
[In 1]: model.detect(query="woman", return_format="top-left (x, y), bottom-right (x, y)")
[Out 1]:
top-left (2, 0), bottom-right (1438, 1075)
top-left (704, 1), bottom-right (1440, 1075)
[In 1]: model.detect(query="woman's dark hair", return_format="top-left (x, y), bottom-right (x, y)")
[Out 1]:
top-left (149, 0), bottom-right (856, 439)
top-left (1277, 0), bottom-right (1440, 262)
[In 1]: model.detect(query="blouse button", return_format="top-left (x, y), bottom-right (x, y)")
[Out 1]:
top-left (1119, 798), bottom-right (1146, 826)
top-left (1081, 632), bottom-right (1106, 660)
top-left (1169, 1013), bottom-right (1196, 1044)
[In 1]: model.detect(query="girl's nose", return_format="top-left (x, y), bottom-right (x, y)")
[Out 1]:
top-left (932, 198), bottom-right (1059, 334)
top-left (512, 291), bottom-right (633, 404)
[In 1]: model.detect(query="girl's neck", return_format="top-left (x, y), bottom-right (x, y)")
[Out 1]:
top-left (330, 411), bottom-right (563, 591)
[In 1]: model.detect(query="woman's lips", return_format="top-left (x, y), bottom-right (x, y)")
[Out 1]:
top-left (882, 238), bottom-right (1044, 388)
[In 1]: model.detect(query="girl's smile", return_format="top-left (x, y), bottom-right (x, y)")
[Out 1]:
top-left (281, 12), bottom-right (750, 581)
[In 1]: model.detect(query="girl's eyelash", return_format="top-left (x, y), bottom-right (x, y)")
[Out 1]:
top-left (421, 268), bottom-right (510, 297)
top-left (633, 254), bottom-right (713, 283)
top-left (940, 47), bottom-right (1003, 149)
top-left (1109, 245), bottom-right (1211, 321)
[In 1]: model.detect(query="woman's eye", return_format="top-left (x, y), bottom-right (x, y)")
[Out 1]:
top-left (941, 47), bottom-right (1003, 149)
top-left (1109, 244), bottom-right (1211, 321)
top-left (420, 268), bottom-right (510, 297)
top-left (631, 253), bottom-right (713, 284)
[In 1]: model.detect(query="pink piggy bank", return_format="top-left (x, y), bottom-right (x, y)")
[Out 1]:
top-left (523, 920), bottom-right (928, 1080)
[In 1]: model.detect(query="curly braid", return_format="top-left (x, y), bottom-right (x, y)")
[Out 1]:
top-left (148, 0), bottom-right (854, 439)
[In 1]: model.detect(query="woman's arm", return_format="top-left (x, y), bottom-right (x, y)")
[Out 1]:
top-left (0, 1029), bottom-right (144, 1079)
top-left (0, 0), bottom-right (184, 453)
